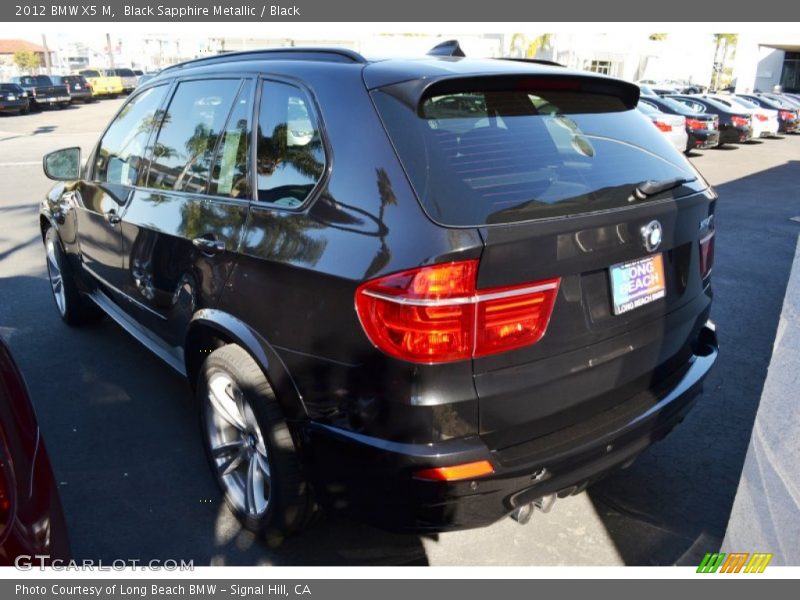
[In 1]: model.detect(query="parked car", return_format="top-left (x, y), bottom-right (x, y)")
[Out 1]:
top-left (76, 69), bottom-right (123, 98)
top-left (50, 75), bottom-right (93, 104)
top-left (637, 101), bottom-right (688, 153)
top-left (668, 95), bottom-right (753, 144)
top-left (0, 336), bottom-right (70, 564)
top-left (707, 95), bottom-right (779, 138)
top-left (638, 95), bottom-right (720, 150)
top-left (762, 92), bottom-right (800, 110)
top-left (39, 47), bottom-right (718, 535)
top-left (104, 68), bottom-right (137, 93)
top-left (0, 83), bottom-right (30, 115)
top-left (736, 94), bottom-right (799, 133)
top-left (9, 75), bottom-right (70, 110)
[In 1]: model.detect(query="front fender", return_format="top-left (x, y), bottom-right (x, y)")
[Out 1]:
top-left (185, 309), bottom-right (307, 421)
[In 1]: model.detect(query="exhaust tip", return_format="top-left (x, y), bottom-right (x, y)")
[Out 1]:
top-left (510, 503), bottom-right (534, 525)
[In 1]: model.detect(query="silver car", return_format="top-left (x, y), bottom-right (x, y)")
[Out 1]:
top-left (637, 101), bottom-right (689, 153)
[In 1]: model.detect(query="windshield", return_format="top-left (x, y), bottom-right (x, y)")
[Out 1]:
top-left (374, 83), bottom-right (701, 226)
top-left (80, 70), bottom-right (100, 77)
top-left (728, 96), bottom-right (758, 110)
top-left (652, 96), bottom-right (701, 116)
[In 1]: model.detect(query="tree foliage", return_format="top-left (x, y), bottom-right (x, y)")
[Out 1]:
top-left (12, 50), bottom-right (41, 74)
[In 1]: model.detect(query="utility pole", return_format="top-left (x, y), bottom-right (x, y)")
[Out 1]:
top-left (41, 34), bottom-right (52, 76)
top-left (106, 33), bottom-right (115, 69)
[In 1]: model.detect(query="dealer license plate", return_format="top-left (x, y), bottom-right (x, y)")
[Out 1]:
top-left (609, 254), bottom-right (666, 315)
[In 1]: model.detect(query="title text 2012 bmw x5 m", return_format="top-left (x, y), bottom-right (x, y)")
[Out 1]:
top-left (39, 46), bottom-right (718, 536)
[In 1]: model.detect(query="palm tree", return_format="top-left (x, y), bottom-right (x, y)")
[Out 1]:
top-left (710, 34), bottom-right (738, 91)
top-left (525, 34), bottom-right (553, 59)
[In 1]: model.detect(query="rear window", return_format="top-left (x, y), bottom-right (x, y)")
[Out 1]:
top-left (18, 76), bottom-right (51, 86)
top-left (373, 81), bottom-right (700, 226)
top-left (80, 70), bottom-right (100, 77)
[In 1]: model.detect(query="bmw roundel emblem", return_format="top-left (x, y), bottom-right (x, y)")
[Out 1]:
top-left (641, 220), bottom-right (663, 253)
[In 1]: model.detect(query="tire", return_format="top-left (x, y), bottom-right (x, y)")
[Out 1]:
top-left (44, 227), bottom-right (103, 326)
top-left (198, 344), bottom-right (313, 538)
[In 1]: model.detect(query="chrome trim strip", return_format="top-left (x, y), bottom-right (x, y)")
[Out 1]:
top-left (89, 288), bottom-right (186, 376)
top-left (360, 281), bottom-right (559, 307)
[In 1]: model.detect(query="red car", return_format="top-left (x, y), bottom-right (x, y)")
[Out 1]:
top-left (0, 337), bottom-right (69, 565)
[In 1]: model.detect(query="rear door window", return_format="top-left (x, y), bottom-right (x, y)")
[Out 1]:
top-left (255, 80), bottom-right (326, 207)
top-left (208, 80), bottom-right (253, 199)
top-left (144, 79), bottom-right (242, 193)
top-left (93, 85), bottom-right (169, 186)
top-left (373, 81), bottom-right (701, 226)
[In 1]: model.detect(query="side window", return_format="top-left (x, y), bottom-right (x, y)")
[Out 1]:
top-left (145, 79), bottom-right (241, 193)
top-left (208, 80), bottom-right (253, 199)
top-left (256, 80), bottom-right (325, 207)
top-left (94, 85), bottom-right (168, 186)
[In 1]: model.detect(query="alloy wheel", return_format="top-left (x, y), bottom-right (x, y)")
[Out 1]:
top-left (204, 372), bottom-right (271, 518)
top-left (45, 237), bottom-right (66, 316)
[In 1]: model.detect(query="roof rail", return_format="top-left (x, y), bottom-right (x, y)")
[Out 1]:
top-left (496, 58), bottom-right (565, 68)
top-left (427, 40), bottom-right (466, 58)
top-left (160, 47), bottom-right (368, 74)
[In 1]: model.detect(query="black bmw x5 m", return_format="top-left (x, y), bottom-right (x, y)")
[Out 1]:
top-left (39, 47), bottom-right (718, 536)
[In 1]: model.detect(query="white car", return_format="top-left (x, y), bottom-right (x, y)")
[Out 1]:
top-left (709, 95), bottom-right (779, 138)
top-left (637, 101), bottom-right (688, 153)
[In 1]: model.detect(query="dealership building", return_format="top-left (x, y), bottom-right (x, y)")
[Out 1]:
top-left (732, 33), bottom-right (800, 92)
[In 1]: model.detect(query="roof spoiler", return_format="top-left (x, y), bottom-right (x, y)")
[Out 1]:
top-left (427, 40), bottom-right (466, 58)
top-left (498, 58), bottom-right (565, 68)
top-left (379, 74), bottom-right (641, 113)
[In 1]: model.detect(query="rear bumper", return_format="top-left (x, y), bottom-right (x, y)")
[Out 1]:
top-left (300, 322), bottom-right (718, 532)
top-left (688, 129), bottom-right (720, 149)
top-left (69, 91), bottom-right (92, 101)
top-left (0, 100), bottom-right (26, 112)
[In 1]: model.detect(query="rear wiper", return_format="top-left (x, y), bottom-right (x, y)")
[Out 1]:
top-left (629, 177), bottom-right (693, 202)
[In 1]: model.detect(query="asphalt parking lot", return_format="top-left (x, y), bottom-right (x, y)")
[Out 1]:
top-left (1, 99), bottom-right (799, 566)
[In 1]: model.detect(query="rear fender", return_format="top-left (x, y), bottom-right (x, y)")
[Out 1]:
top-left (185, 309), bottom-right (307, 421)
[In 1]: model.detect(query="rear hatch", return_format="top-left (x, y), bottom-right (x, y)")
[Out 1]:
top-left (371, 70), bottom-right (715, 449)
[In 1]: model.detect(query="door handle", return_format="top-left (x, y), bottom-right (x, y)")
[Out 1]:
top-left (104, 210), bottom-right (121, 225)
top-left (192, 237), bottom-right (226, 255)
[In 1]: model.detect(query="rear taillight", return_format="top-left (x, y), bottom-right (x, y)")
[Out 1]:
top-left (685, 118), bottom-right (705, 130)
top-left (653, 120), bottom-right (672, 132)
top-left (355, 261), bottom-right (560, 363)
top-left (755, 114), bottom-right (768, 122)
top-left (779, 110), bottom-right (795, 120)
top-left (731, 115), bottom-right (749, 128)
top-left (699, 230), bottom-right (715, 279)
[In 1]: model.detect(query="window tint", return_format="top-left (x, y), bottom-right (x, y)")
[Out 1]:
top-left (94, 85), bottom-right (168, 186)
top-left (374, 85), bottom-right (699, 226)
top-left (145, 79), bottom-right (241, 193)
top-left (256, 81), bottom-right (325, 207)
top-left (672, 98), bottom-right (705, 113)
top-left (208, 80), bottom-right (253, 199)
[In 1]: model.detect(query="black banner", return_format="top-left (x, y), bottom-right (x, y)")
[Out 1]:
top-left (3, 0), bottom-right (800, 22)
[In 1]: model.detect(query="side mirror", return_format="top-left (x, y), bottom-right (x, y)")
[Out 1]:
top-left (43, 147), bottom-right (81, 181)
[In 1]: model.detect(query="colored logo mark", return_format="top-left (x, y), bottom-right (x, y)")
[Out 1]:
top-left (697, 552), bottom-right (773, 573)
